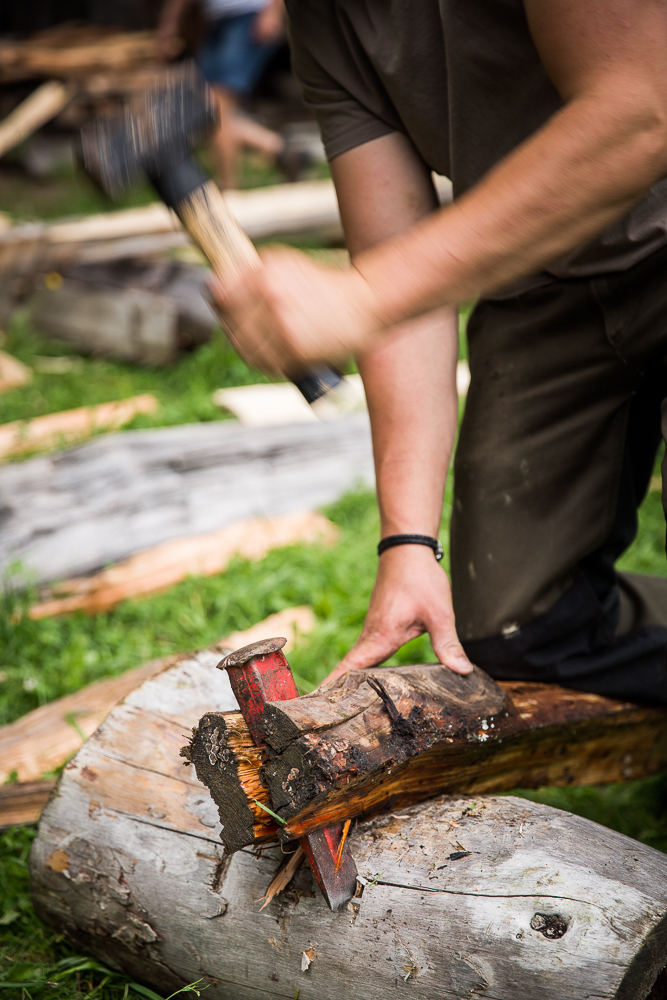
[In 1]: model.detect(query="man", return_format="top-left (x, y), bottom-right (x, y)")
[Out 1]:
top-left (158, 0), bottom-right (287, 188)
top-left (213, 0), bottom-right (667, 702)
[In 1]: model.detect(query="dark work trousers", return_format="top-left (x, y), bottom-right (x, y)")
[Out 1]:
top-left (451, 241), bottom-right (667, 705)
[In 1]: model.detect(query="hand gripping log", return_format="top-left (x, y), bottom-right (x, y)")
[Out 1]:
top-left (218, 637), bottom-right (358, 910)
top-left (79, 62), bottom-right (343, 408)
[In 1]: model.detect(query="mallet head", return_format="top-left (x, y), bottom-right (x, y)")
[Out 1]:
top-left (80, 62), bottom-right (215, 201)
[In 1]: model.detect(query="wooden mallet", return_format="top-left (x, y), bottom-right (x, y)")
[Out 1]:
top-left (79, 63), bottom-right (346, 410)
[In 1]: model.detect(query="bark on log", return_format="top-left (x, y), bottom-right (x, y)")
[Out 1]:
top-left (184, 665), bottom-right (667, 851)
top-left (29, 651), bottom-right (667, 999)
top-left (0, 415), bottom-right (373, 585)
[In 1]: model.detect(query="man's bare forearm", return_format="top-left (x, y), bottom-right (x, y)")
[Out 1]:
top-left (355, 2), bottom-right (667, 327)
top-left (358, 312), bottom-right (457, 539)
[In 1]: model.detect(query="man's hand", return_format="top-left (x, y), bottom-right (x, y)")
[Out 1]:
top-left (253, 0), bottom-right (285, 44)
top-left (210, 247), bottom-right (386, 376)
top-left (327, 546), bottom-right (472, 683)
top-left (156, 0), bottom-right (188, 61)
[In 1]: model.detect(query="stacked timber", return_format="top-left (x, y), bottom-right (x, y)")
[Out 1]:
top-left (29, 647), bottom-right (667, 999)
top-left (0, 414), bottom-right (373, 585)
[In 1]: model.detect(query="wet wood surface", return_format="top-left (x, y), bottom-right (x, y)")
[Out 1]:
top-left (186, 666), bottom-right (667, 850)
top-left (29, 649), bottom-right (667, 999)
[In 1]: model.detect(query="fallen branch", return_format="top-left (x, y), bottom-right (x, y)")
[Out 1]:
top-left (184, 666), bottom-right (667, 852)
top-left (28, 512), bottom-right (337, 617)
top-left (0, 393), bottom-right (158, 460)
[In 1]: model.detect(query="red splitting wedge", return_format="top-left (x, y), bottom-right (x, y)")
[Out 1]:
top-left (218, 637), bottom-right (358, 910)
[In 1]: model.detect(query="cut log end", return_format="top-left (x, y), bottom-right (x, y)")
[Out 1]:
top-left (182, 712), bottom-right (277, 852)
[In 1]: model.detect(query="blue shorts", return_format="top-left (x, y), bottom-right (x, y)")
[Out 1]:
top-left (198, 12), bottom-right (279, 97)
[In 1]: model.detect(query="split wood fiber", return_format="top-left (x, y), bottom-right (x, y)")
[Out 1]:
top-left (29, 651), bottom-right (667, 999)
top-left (0, 394), bottom-right (158, 461)
top-left (0, 608), bottom-right (314, 828)
top-left (28, 513), bottom-right (336, 618)
top-left (184, 665), bottom-right (667, 851)
top-left (0, 415), bottom-right (373, 586)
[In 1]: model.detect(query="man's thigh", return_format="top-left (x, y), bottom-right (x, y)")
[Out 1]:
top-left (451, 278), bottom-right (647, 643)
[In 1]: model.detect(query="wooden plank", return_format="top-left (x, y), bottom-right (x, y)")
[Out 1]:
top-left (0, 31), bottom-right (160, 82)
top-left (0, 780), bottom-right (54, 829)
top-left (0, 415), bottom-right (373, 585)
top-left (184, 668), bottom-right (667, 850)
top-left (0, 394), bottom-right (158, 461)
top-left (0, 81), bottom-right (75, 158)
top-left (0, 175), bottom-right (453, 277)
top-left (28, 512), bottom-right (336, 618)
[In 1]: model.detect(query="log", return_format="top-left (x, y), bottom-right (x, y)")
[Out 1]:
top-left (0, 80), bottom-right (75, 158)
top-left (28, 513), bottom-right (336, 618)
top-left (0, 393), bottom-right (158, 461)
top-left (0, 608), bottom-right (314, 827)
top-left (0, 176), bottom-right (452, 279)
top-left (0, 414), bottom-right (373, 585)
top-left (184, 665), bottom-right (667, 851)
top-left (25, 259), bottom-right (216, 365)
top-left (29, 650), bottom-right (667, 999)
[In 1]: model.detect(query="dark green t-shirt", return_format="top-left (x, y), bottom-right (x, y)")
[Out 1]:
top-left (287, 0), bottom-right (667, 281)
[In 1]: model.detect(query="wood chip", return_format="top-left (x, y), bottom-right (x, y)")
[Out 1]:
top-left (258, 846), bottom-right (306, 911)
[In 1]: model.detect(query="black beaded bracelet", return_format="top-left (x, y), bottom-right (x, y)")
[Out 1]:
top-left (377, 534), bottom-right (444, 562)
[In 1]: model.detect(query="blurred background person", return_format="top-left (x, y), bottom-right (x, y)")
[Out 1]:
top-left (158, 0), bottom-right (294, 188)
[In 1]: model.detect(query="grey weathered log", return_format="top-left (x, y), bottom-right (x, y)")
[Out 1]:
top-left (28, 649), bottom-right (667, 999)
top-left (25, 259), bottom-right (216, 365)
top-left (0, 414), bottom-right (373, 585)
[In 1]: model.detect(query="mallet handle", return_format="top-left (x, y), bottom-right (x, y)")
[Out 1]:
top-left (175, 178), bottom-right (345, 407)
top-left (177, 178), bottom-right (261, 280)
